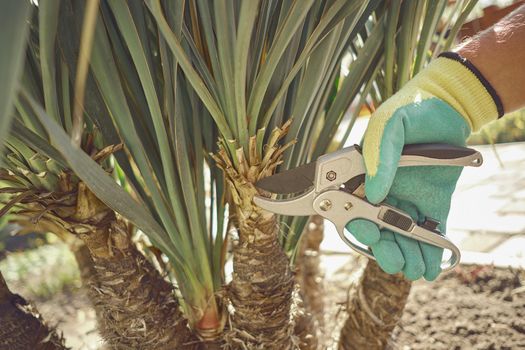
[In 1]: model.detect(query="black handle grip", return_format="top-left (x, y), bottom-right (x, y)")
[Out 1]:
top-left (401, 143), bottom-right (477, 159)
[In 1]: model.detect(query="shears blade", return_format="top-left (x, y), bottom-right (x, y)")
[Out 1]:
top-left (253, 190), bottom-right (317, 216)
top-left (255, 161), bottom-right (316, 194)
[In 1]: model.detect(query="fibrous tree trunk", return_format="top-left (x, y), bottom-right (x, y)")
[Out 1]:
top-left (214, 123), bottom-right (295, 349)
top-left (338, 261), bottom-right (411, 350)
top-left (296, 215), bottom-right (325, 324)
top-left (6, 160), bottom-right (196, 349)
top-left (0, 271), bottom-right (68, 350)
top-left (293, 289), bottom-right (319, 350)
top-left (228, 215), bottom-right (294, 349)
top-left (68, 183), bottom-right (195, 349)
top-left (71, 241), bottom-right (98, 286)
top-left (293, 215), bottom-right (325, 349)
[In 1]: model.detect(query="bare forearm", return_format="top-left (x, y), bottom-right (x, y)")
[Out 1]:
top-left (457, 4), bottom-right (525, 114)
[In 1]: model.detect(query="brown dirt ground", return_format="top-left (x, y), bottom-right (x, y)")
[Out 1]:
top-left (323, 256), bottom-right (525, 350)
top-left (32, 256), bottom-right (525, 350)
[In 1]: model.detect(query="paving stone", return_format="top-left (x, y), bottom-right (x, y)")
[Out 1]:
top-left (489, 236), bottom-right (525, 258)
top-left (456, 232), bottom-right (510, 252)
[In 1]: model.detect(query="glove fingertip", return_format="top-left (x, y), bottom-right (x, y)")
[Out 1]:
top-left (424, 268), bottom-right (442, 282)
top-left (421, 243), bottom-right (444, 281)
top-left (346, 219), bottom-right (380, 246)
top-left (364, 174), bottom-right (391, 204)
top-left (371, 240), bottom-right (405, 274)
top-left (394, 234), bottom-right (425, 281)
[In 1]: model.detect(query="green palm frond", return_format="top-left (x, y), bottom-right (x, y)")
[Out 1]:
top-left (0, 1), bottom-right (32, 162)
top-left (146, 0), bottom-right (389, 257)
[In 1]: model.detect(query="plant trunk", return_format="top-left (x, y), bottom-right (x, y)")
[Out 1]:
top-left (229, 209), bottom-right (294, 349)
top-left (70, 240), bottom-right (110, 331)
top-left (296, 215), bottom-right (325, 325)
top-left (338, 260), bottom-right (411, 350)
top-left (71, 241), bottom-right (98, 285)
top-left (214, 125), bottom-right (296, 349)
top-left (11, 181), bottom-right (196, 348)
top-left (68, 183), bottom-right (195, 349)
top-left (293, 215), bottom-right (325, 350)
top-left (0, 271), bottom-right (68, 350)
top-left (293, 290), bottom-right (318, 350)
top-left (79, 218), bottom-right (195, 349)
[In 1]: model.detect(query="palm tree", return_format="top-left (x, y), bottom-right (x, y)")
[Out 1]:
top-left (1, 1), bottom-right (194, 348)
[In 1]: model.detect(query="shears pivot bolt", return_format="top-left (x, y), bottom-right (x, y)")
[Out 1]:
top-left (319, 199), bottom-right (332, 211)
top-left (326, 170), bottom-right (337, 181)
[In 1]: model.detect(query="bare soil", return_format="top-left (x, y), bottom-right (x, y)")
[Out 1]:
top-left (324, 257), bottom-right (525, 350)
top-left (391, 265), bottom-right (525, 350)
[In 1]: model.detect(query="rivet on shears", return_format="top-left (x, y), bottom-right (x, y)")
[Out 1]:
top-left (344, 202), bottom-right (353, 211)
top-left (319, 199), bottom-right (332, 211)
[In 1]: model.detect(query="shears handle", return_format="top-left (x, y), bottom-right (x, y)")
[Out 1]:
top-left (312, 190), bottom-right (460, 271)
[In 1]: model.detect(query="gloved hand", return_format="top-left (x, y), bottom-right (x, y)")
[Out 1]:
top-left (346, 52), bottom-right (503, 281)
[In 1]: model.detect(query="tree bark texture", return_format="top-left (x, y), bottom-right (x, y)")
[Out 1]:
top-left (69, 184), bottom-right (195, 349)
top-left (296, 215), bottom-right (325, 325)
top-left (338, 260), bottom-right (411, 350)
top-left (214, 123), bottom-right (296, 349)
top-left (11, 182), bottom-right (196, 349)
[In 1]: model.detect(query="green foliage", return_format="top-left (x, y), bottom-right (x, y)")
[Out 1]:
top-left (0, 1), bottom-right (32, 163)
top-left (469, 109), bottom-right (525, 144)
top-left (147, 0), bottom-right (391, 258)
top-left (374, 0), bottom-right (478, 103)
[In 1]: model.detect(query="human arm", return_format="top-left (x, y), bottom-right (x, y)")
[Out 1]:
top-left (458, 4), bottom-right (525, 113)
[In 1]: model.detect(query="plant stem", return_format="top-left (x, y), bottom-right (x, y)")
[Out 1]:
top-left (79, 219), bottom-right (196, 349)
top-left (66, 184), bottom-right (196, 349)
top-left (213, 126), bottom-right (295, 349)
top-left (338, 261), bottom-right (411, 350)
top-left (296, 215), bottom-right (325, 327)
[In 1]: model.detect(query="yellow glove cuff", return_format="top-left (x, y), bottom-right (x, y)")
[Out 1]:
top-left (411, 55), bottom-right (500, 131)
top-left (363, 54), bottom-right (501, 177)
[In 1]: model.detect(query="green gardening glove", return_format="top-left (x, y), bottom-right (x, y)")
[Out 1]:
top-left (346, 53), bottom-right (503, 281)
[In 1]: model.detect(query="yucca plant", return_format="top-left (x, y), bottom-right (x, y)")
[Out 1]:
top-left (109, 1), bottom-right (384, 347)
top-left (0, 0), bottom-right (478, 349)
top-left (1, 1), bottom-right (196, 348)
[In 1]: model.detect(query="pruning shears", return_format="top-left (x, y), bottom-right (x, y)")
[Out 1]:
top-left (254, 143), bottom-right (483, 271)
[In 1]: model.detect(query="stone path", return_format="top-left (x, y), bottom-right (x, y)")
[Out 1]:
top-left (321, 138), bottom-right (525, 271)
top-left (449, 142), bottom-right (525, 267)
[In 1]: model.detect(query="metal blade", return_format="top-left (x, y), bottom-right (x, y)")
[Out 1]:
top-left (255, 161), bottom-right (316, 194)
top-left (253, 190), bottom-right (316, 216)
